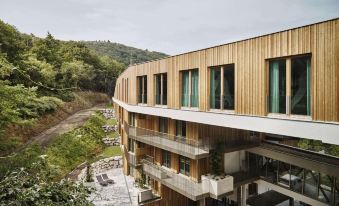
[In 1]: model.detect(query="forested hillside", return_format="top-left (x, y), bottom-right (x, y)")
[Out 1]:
top-left (0, 19), bottom-right (134, 205)
top-left (84, 41), bottom-right (168, 66)
top-left (0, 19), bottom-right (167, 145)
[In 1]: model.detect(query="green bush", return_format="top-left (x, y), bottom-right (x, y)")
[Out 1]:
top-left (0, 144), bottom-right (42, 179)
top-left (0, 158), bottom-right (93, 206)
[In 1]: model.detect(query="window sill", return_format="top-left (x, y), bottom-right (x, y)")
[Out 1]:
top-left (137, 103), bottom-right (148, 107)
top-left (209, 109), bottom-right (235, 115)
top-left (178, 173), bottom-right (191, 180)
top-left (161, 165), bottom-right (174, 173)
top-left (155, 104), bottom-right (168, 109)
top-left (180, 107), bottom-right (199, 111)
top-left (267, 113), bottom-right (312, 121)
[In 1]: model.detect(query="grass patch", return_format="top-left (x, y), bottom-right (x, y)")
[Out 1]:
top-left (101, 146), bottom-right (122, 157)
top-left (90, 146), bottom-right (122, 163)
top-left (106, 118), bottom-right (117, 125)
top-left (107, 131), bottom-right (119, 139)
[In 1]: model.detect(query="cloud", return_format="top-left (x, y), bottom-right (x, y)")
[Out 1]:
top-left (0, 0), bottom-right (338, 55)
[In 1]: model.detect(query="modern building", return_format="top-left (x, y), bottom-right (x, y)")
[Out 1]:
top-left (113, 18), bottom-right (339, 206)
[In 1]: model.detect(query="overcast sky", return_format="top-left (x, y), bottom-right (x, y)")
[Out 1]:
top-left (0, 0), bottom-right (338, 55)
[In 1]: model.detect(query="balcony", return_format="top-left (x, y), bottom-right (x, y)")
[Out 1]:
top-left (137, 188), bottom-right (161, 205)
top-left (125, 123), bottom-right (209, 160)
top-left (128, 151), bottom-right (141, 167)
top-left (142, 156), bottom-right (209, 201)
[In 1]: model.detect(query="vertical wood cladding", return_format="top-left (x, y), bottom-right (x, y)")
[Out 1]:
top-left (115, 19), bottom-right (338, 122)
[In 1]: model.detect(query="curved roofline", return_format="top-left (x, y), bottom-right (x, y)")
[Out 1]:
top-left (126, 17), bottom-right (338, 68)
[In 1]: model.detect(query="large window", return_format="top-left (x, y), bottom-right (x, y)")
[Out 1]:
top-left (179, 156), bottom-right (190, 176)
top-left (159, 117), bottom-right (168, 133)
top-left (176, 120), bottom-right (186, 139)
top-left (155, 73), bottom-right (167, 105)
top-left (210, 64), bottom-right (235, 110)
top-left (162, 150), bottom-right (171, 168)
top-left (181, 69), bottom-right (199, 108)
top-left (137, 75), bottom-right (147, 104)
top-left (268, 56), bottom-right (311, 116)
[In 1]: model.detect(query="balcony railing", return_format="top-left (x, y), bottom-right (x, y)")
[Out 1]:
top-left (142, 156), bottom-right (168, 179)
top-left (124, 123), bottom-right (210, 159)
top-left (142, 156), bottom-right (209, 201)
top-left (128, 151), bottom-right (141, 167)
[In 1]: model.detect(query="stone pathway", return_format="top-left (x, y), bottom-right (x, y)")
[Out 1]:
top-left (88, 167), bottom-right (139, 206)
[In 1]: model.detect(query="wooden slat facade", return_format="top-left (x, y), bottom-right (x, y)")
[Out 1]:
top-left (114, 19), bottom-right (339, 122)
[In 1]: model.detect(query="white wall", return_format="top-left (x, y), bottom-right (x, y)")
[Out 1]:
top-left (224, 150), bottom-right (246, 174)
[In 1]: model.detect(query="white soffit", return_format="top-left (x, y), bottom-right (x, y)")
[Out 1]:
top-left (113, 98), bottom-right (339, 145)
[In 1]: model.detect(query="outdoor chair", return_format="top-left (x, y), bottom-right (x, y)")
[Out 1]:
top-left (102, 174), bottom-right (114, 184)
top-left (96, 175), bottom-right (108, 186)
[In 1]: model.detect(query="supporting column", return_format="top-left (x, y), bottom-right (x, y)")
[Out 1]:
top-left (197, 198), bottom-right (205, 206)
top-left (240, 185), bottom-right (247, 206)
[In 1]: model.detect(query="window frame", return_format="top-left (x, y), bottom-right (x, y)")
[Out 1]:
top-left (180, 69), bottom-right (199, 108)
top-left (154, 73), bottom-right (167, 106)
top-left (209, 64), bottom-right (235, 111)
top-left (162, 150), bottom-right (171, 168)
top-left (179, 156), bottom-right (190, 176)
top-left (159, 117), bottom-right (168, 133)
top-left (137, 75), bottom-right (147, 104)
top-left (267, 54), bottom-right (311, 117)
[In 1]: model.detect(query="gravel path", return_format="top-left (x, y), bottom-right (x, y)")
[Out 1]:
top-left (0, 104), bottom-right (106, 158)
top-left (30, 104), bottom-right (106, 148)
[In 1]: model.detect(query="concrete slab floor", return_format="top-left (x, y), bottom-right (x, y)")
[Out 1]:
top-left (87, 167), bottom-right (139, 206)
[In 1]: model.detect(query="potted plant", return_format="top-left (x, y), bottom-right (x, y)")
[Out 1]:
top-left (202, 143), bottom-right (233, 197)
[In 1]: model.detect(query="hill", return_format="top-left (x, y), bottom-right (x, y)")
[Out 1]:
top-left (83, 41), bottom-right (168, 66)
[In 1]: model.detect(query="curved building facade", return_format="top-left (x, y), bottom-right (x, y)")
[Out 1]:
top-left (113, 18), bottom-right (339, 206)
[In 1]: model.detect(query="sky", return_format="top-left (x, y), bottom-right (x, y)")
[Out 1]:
top-left (0, 0), bottom-right (338, 55)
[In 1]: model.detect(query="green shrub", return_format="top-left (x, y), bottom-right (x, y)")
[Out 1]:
top-left (0, 144), bottom-right (42, 179)
top-left (0, 158), bottom-right (93, 205)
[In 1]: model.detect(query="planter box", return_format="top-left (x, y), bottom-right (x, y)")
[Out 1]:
top-left (138, 188), bottom-right (153, 203)
top-left (202, 174), bottom-right (234, 197)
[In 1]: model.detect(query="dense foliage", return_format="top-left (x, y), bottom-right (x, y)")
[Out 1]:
top-left (0, 113), bottom-right (106, 179)
top-left (0, 158), bottom-right (93, 206)
top-left (0, 113), bottom-right (108, 205)
top-left (0, 19), bottom-right (125, 97)
top-left (298, 139), bottom-right (339, 157)
top-left (84, 41), bottom-right (168, 66)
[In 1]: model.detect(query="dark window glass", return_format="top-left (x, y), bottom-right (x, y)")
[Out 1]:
top-left (179, 156), bottom-right (190, 176)
top-left (269, 60), bottom-right (286, 113)
top-left (162, 150), bottom-right (171, 168)
top-left (163, 73), bottom-right (167, 105)
top-left (138, 77), bottom-right (143, 103)
top-left (137, 76), bottom-right (147, 104)
top-left (291, 56), bottom-right (311, 115)
top-left (155, 74), bottom-right (161, 105)
top-left (143, 76), bottom-right (147, 103)
top-left (128, 138), bottom-right (134, 152)
top-left (159, 117), bottom-right (168, 133)
top-left (223, 64), bottom-right (235, 110)
top-left (176, 120), bottom-right (186, 138)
